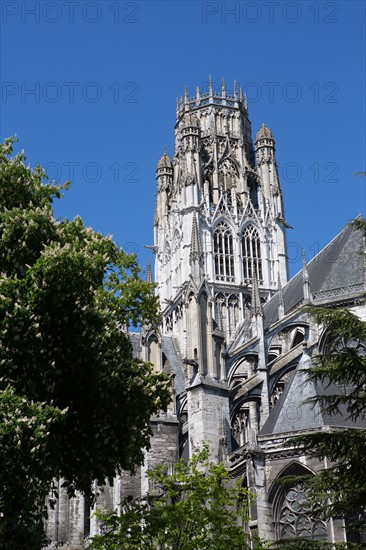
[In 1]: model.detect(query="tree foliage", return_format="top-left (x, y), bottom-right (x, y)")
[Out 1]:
top-left (0, 137), bottom-right (171, 546)
top-left (0, 386), bottom-right (66, 548)
top-left (90, 445), bottom-right (268, 550)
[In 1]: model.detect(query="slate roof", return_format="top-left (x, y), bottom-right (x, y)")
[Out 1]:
top-left (129, 332), bottom-right (142, 356)
top-left (162, 336), bottom-right (186, 395)
top-left (260, 349), bottom-right (366, 436)
top-left (264, 222), bottom-right (365, 329)
top-left (129, 334), bottom-right (185, 395)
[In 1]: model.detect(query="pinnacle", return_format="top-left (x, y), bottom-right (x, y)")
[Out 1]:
top-left (190, 214), bottom-right (202, 263)
top-left (251, 275), bottom-right (263, 317)
top-left (302, 249), bottom-right (309, 281)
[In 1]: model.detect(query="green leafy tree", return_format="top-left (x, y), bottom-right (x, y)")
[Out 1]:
top-left (0, 386), bottom-right (66, 548)
top-left (0, 137), bottom-right (171, 547)
top-left (90, 445), bottom-right (268, 550)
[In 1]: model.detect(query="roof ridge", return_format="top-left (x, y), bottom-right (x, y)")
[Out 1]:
top-left (282, 221), bottom-right (356, 293)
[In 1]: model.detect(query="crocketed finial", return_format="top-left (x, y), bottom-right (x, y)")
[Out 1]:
top-left (184, 85), bottom-right (188, 104)
top-left (233, 79), bottom-right (238, 99)
top-left (208, 75), bottom-right (213, 96)
top-left (221, 77), bottom-right (226, 98)
top-left (190, 214), bottom-right (202, 265)
top-left (251, 274), bottom-right (263, 317)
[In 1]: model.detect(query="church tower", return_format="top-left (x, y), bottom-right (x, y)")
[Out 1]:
top-left (153, 78), bottom-right (288, 459)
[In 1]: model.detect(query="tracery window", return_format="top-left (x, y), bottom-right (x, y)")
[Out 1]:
top-left (218, 158), bottom-right (238, 190)
top-left (242, 225), bottom-right (263, 284)
top-left (232, 407), bottom-right (249, 447)
top-left (323, 334), bottom-right (366, 356)
top-left (214, 223), bottom-right (235, 282)
top-left (278, 485), bottom-right (327, 541)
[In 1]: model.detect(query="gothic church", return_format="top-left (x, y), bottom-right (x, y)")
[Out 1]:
top-left (46, 78), bottom-right (366, 547)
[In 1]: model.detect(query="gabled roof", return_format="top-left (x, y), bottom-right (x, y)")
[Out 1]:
top-left (264, 221), bottom-right (365, 329)
top-left (261, 350), bottom-right (322, 435)
top-left (128, 333), bottom-right (185, 395)
top-left (162, 336), bottom-right (186, 395)
top-left (260, 348), bottom-right (366, 436)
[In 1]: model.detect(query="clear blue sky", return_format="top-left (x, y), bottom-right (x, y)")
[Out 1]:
top-left (1, 0), bottom-right (365, 278)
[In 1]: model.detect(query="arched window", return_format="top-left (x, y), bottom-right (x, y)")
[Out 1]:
top-left (277, 485), bottom-right (327, 541)
top-left (270, 464), bottom-right (328, 543)
top-left (214, 223), bottom-right (235, 282)
top-left (232, 407), bottom-right (249, 447)
top-left (218, 158), bottom-right (238, 190)
top-left (291, 329), bottom-right (305, 348)
top-left (242, 225), bottom-right (263, 284)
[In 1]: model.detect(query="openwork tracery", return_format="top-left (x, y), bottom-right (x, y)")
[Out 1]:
top-left (242, 224), bottom-right (263, 283)
top-left (214, 222), bottom-right (235, 282)
top-left (278, 485), bottom-right (327, 541)
top-left (232, 407), bottom-right (249, 447)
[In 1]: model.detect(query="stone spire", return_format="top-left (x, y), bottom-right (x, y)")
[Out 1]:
top-left (302, 249), bottom-right (311, 303)
top-left (146, 257), bottom-right (152, 284)
top-left (251, 275), bottom-right (263, 317)
top-left (255, 121), bottom-right (281, 207)
top-left (255, 123), bottom-right (274, 141)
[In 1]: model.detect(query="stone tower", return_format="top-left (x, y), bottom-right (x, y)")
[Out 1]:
top-left (153, 77), bottom-right (288, 459)
top-left (45, 80), bottom-right (366, 547)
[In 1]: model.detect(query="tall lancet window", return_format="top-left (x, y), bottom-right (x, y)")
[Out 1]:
top-left (242, 225), bottom-right (263, 284)
top-left (214, 222), bottom-right (235, 282)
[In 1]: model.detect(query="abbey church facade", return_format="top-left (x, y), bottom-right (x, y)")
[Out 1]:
top-left (45, 79), bottom-right (366, 547)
